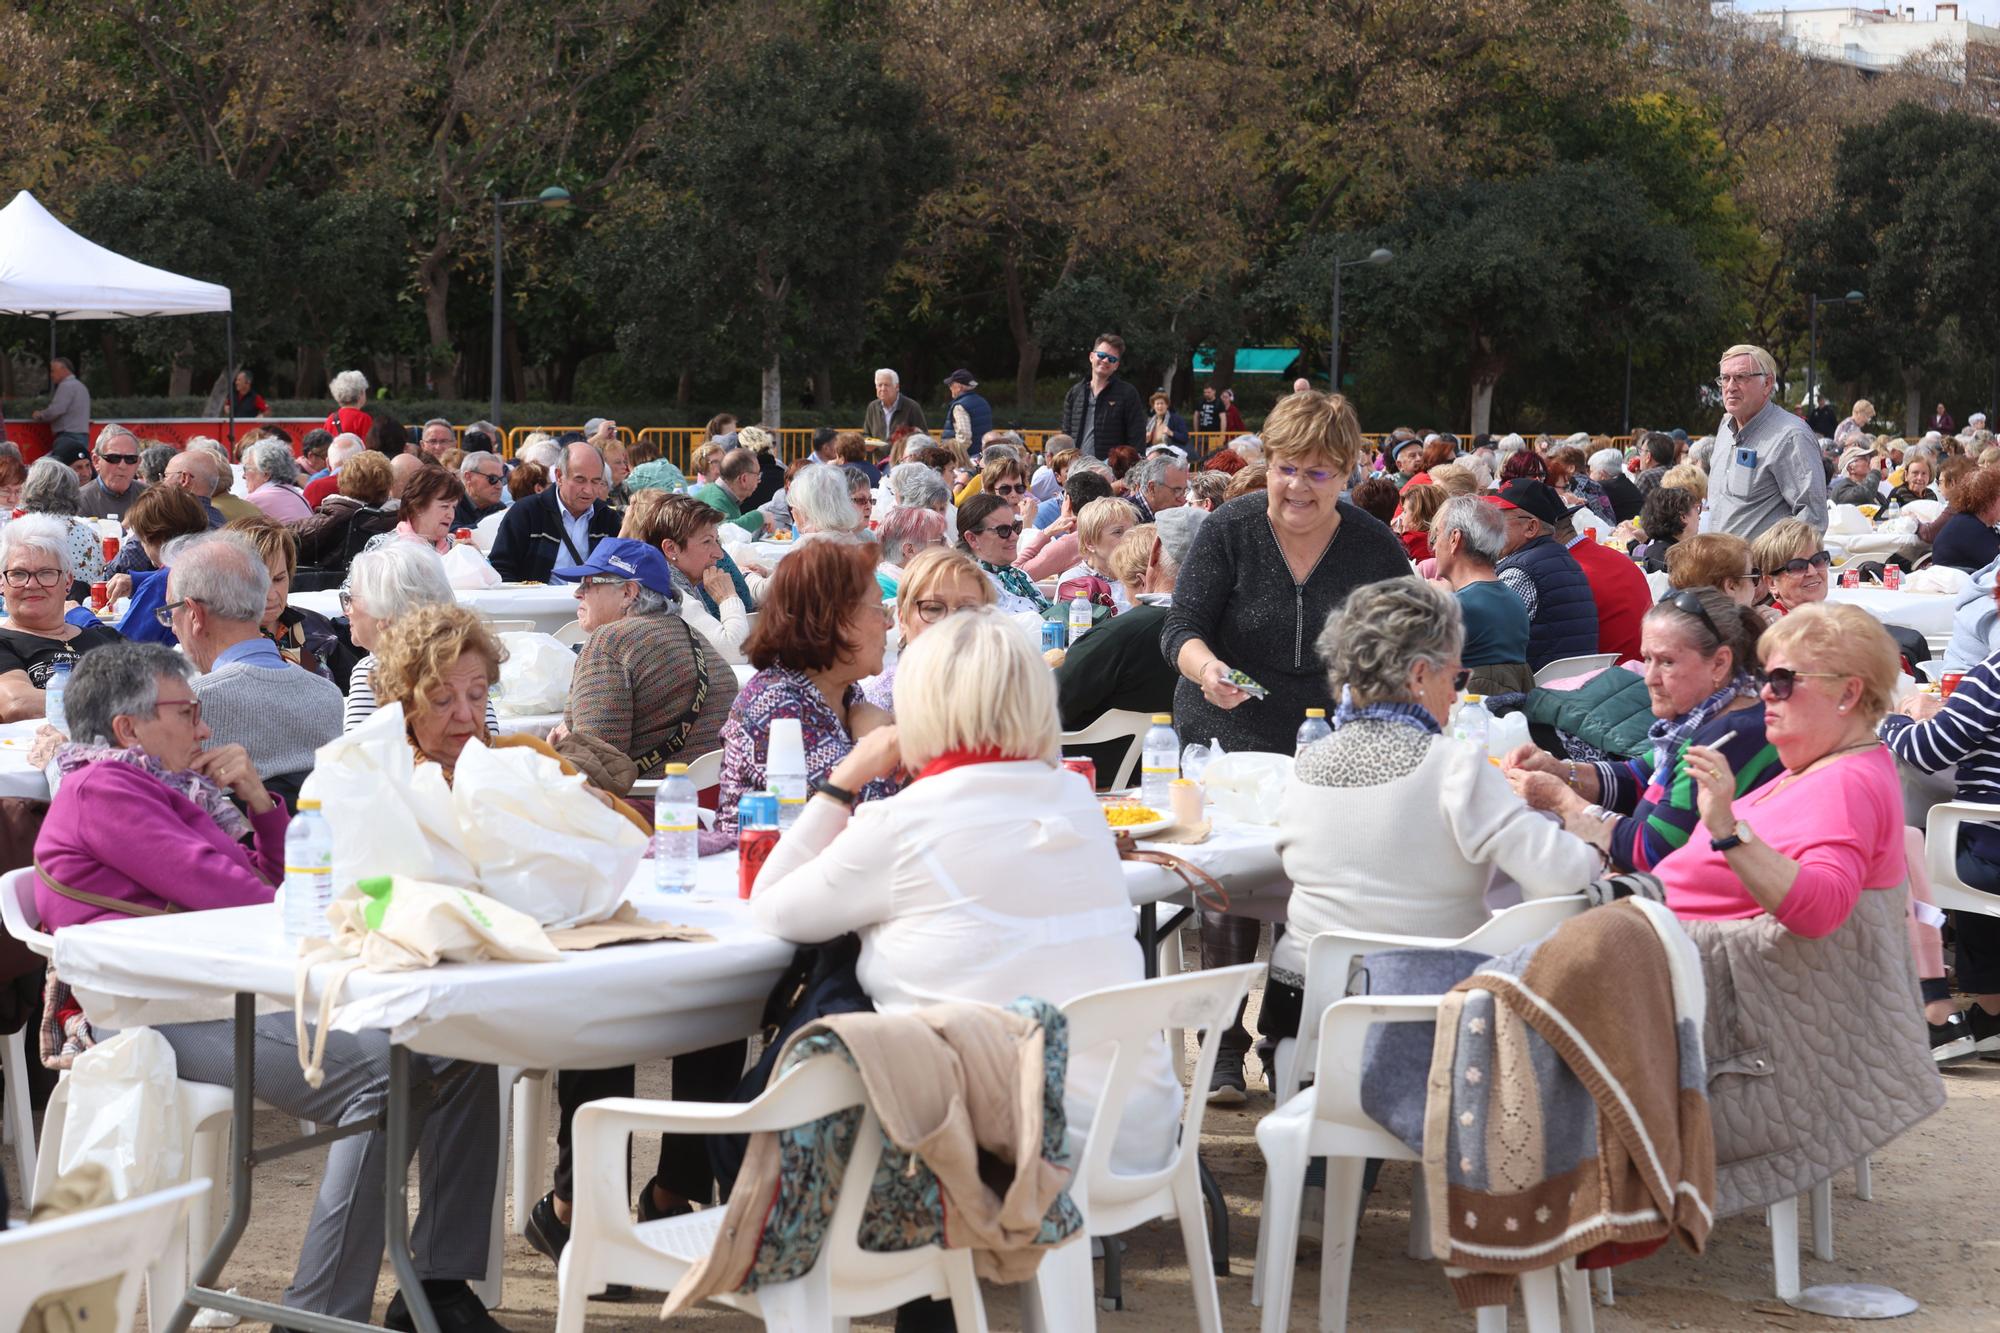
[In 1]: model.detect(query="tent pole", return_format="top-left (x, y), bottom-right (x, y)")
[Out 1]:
top-left (47, 315), bottom-right (55, 393)
top-left (224, 310), bottom-right (235, 444)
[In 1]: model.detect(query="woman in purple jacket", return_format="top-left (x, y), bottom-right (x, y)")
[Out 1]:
top-left (33, 642), bottom-right (504, 1331)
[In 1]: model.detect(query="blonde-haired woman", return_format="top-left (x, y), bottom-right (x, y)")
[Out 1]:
top-left (1057, 495), bottom-right (1142, 612)
top-left (735, 424), bottom-right (786, 509)
top-left (863, 546), bottom-right (994, 712)
top-left (751, 607), bottom-right (1182, 1173)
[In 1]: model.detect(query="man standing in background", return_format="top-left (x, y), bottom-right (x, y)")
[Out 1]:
top-left (34, 357), bottom-right (91, 457)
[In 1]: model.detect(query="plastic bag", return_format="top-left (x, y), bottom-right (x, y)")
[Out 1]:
top-left (442, 543), bottom-right (502, 589)
top-left (449, 736), bottom-right (647, 928)
top-left (299, 703), bottom-right (476, 896)
top-left (56, 1028), bottom-right (185, 1199)
top-left (1201, 751), bottom-right (1292, 826)
top-left (494, 632), bottom-right (574, 716)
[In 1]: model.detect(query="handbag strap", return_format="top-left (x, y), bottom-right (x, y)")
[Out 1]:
top-left (1115, 838), bottom-right (1230, 914)
top-left (34, 861), bottom-right (183, 918)
top-left (628, 619), bottom-right (712, 776)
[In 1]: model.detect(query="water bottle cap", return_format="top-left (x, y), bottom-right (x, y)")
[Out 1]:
top-left (298, 798), bottom-right (322, 811)
top-left (1305, 708), bottom-right (1326, 718)
top-left (1151, 713), bottom-right (1172, 724)
top-left (662, 763), bottom-right (689, 775)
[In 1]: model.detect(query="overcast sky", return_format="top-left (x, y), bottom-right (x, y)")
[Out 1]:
top-left (1726, 1), bottom-right (2000, 22)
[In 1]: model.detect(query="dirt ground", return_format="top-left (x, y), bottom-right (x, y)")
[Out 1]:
top-left (7, 944), bottom-right (2000, 1332)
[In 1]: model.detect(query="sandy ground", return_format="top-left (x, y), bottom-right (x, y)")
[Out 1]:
top-left (7, 935), bottom-right (1999, 1332)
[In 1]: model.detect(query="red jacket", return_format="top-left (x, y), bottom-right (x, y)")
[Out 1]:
top-left (303, 473), bottom-right (341, 509)
top-left (1566, 532), bottom-right (1650, 661)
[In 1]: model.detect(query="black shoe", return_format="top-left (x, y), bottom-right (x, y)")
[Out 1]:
top-left (636, 1177), bottom-right (694, 1225)
top-left (1929, 1010), bottom-right (1979, 1066)
top-left (1964, 1002), bottom-right (2000, 1059)
top-left (525, 1191), bottom-right (632, 1301)
top-left (1208, 1052), bottom-right (1248, 1106)
top-left (385, 1281), bottom-right (510, 1333)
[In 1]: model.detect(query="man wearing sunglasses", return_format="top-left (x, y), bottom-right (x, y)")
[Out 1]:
top-left (1058, 332), bottom-right (1147, 461)
top-left (1709, 343), bottom-right (1828, 541)
top-left (79, 423), bottom-right (148, 520)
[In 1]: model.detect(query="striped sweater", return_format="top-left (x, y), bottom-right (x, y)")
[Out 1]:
top-left (1588, 703), bottom-right (1782, 872)
top-left (564, 611), bottom-right (737, 781)
top-left (1881, 652), bottom-right (2000, 858)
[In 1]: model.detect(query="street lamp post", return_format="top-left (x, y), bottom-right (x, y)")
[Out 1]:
top-left (1807, 289), bottom-right (1865, 414)
top-left (1330, 246), bottom-right (1393, 390)
top-left (490, 185), bottom-right (572, 427)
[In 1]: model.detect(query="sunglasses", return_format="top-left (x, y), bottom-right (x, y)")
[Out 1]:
top-left (1769, 550), bottom-right (1832, 577)
top-left (97, 453), bottom-right (140, 466)
top-left (1093, 350), bottom-right (1121, 363)
top-left (1452, 667), bottom-right (1473, 692)
top-left (976, 522), bottom-right (1022, 541)
top-left (1663, 588), bottom-right (1721, 642)
top-left (577, 576), bottom-right (630, 590)
top-left (991, 482), bottom-right (1026, 497)
top-left (1756, 667), bottom-right (1848, 701)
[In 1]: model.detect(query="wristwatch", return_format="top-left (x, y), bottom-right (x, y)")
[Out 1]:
top-left (810, 776), bottom-right (858, 809)
top-left (1710, 821), bottom-right (1754, 853)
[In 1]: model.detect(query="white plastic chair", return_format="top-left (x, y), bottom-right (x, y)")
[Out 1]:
top-left (0, 1178), bottom-right (208, 1333)
top-left (1020, 963), bottom-right (1259, 1333)
top-left (1254, 896), bottom-right (1588, 1315)
top-left (1532, 653), bottom-right (1620, 686)
top-left (2, 865), bottom-right (52, 1191)
top-left (552, 618), bottom-right (587, 646)
top-left (1922, 800), bottom-right (2000, 923)
top-left (484, 617), bottom-right (536, 632)
top-left (554, 1054), bottom-right (988, 1332)
top-left (1058, 708), bottom-right (1154, 790)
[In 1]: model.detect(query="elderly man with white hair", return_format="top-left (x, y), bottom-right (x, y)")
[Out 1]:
top-left (1589, 445), bottom-right (1644, 522)
top-left (489, 439), bottom-right (621, 582)
top-left (78, 424), bottom-right (147, 519)
top-left (1125, 450), bottom-right (1189, 521)
top-left (242, 438), bottom-right (313, 520)
top-left (169, 531), bottom-right (342, 807)
top-left (305, 431), bottom-right (366, 508)
top-left (454, 450), bottom-right (508, 528)
top-left (862, 367), bottom-right (927, 440)
top-left (419, 417), bottom-right (457, 462)
top-left (1710, 342), bottom-right (1828, 539)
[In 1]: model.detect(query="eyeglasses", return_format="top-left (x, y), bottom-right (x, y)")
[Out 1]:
top-left (1092, 351), bottom-right (1120, 363)
top-left (154, 597), bottom-right (200, 627)
top-left (1715, 372), bottom-right (1769, 388)
top-left (912, 598), bottom-right (985, 624)
top-left (991, 483), bottom-right (1026, 497)
top-left (1275, 463), bottom-right (1338, 486)
top-left (2, 567), bottom-right (63, 589)
top-left (97, 453), bottom-right (140, 466)
top-left (975, 522), bottom-right (1022, 541)
top-left (1663, 588), bottom-right (1722, 643)
top-left (1756, 667), bottom-right (1849, 701)
top-left (151, 699), bottom-right (202, 726)
top-left (1769, 550), bottom-right (1832, 577)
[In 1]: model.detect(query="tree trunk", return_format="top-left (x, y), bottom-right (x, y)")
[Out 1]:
top-left (761, 353), bottom-right (782, 429)
top-left (1002, 246), bottom-right (1040, 412)
top-left (1902, 365), bottom-right (1923, 437)
top-left (201, 369), bottom-right (230, 417)
top-left (676, 369), bottom-right (692, 411)
top-left (98, 329), bottom-right (134, 396)
top-left (168, 345), bottom-right (193, 399)
top-left (1210, 340), bottom-right (1239, 395)
top-left (505, 321), bottom-right (529, 402)
top-left (1468, 330), bottom-right (1506, 438)
top-left (418, 248), bottom-right (459, 400)
top-left (295, 344), bottom-right (326, 400)
top-left (813, 366), bottom-right (833, 412)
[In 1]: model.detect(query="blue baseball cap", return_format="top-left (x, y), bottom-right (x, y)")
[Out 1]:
top-left (551, 537), bottom-right (677, 595)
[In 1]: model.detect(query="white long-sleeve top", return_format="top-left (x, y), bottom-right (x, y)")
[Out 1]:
top-left (679, 588), bottom-right (748, 664)
top-left (751, 759), bottom-right (1181, 1172)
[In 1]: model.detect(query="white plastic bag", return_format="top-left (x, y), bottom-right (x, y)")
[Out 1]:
top-left (299, 703), bottom-right (475, 895)
top-left (57, 1028), bottom-right (186, 1199)
top-left (494, 632), bottom-right (575, 716)
top-left (442, 543), bottom-right (502, 589)
top-left (449, 736), bottom-right (647, 927)
top-left (1201, 751), bottom-right (1293, 826)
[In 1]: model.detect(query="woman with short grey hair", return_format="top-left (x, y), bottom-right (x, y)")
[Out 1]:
top-left (1264, 576), bottom-right (1594, 1044)
top-left (1429, 494), bottom-right (1530, 691)
top-left (324, 368), bottom-right (374, 441)
top-left (22, 457), bottom-right (112, 586)
top-left (787, 462), bottom-right (867, 536)
top-left (0, 513), bottom-right (119, 721)
top-left (339, 542), bottom-right (498, 734)
top-left (887, 461), bottom-right (950, 513)
top-left (243, 439), bottom-right (311, 521)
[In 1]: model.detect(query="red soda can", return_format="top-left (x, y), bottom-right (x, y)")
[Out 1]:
top-left (453, 527), bottom-right (473, 543)
top-left (1884, 565), bottom-right (1903, 591)
top-left (90, 582), bottom-right (108, 610)
top-left (102, 536), bottom-right (119, 561)
top-left (1840, 569), bottom-right (1860, 588)
top-left (1942, 672), bottom-right (1967, 699)
top-left (1061, 755), bottom-right (1097, 789)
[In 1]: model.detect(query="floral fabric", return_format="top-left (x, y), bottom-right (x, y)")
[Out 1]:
top-left (715, 665), bottom-right (901, 837)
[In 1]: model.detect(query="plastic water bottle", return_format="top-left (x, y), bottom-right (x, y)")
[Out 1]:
top-left (283, 799), bottom-right (334, 946)
top-left (653, 763), bottom-right (698, 892)
top-left (1140, 713), bottom-right (1179, 809)
top-left (1069, 594), bottom-right (1093, 643)
top-left (1453, 695), bottom-right (1492, 751)
top-left (1295, 707), bottom-right (1332, 754)
top-left (44, 662), bottom-right (71, 735)
top-left (766, 717), bottom-right (809, 830)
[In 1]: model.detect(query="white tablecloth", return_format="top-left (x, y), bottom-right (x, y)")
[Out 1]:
top-left (1828, 585), bottom-right (1957, 640)
top-left (0, 719), bottom-right (50, 801)
top-left (290, 584), bottom-right (579, 635)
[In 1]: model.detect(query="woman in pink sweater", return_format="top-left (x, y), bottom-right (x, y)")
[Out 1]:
top-left (1660, 604), bottom-right (1905, 939)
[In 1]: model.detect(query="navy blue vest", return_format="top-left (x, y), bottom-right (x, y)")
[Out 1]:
top-left (1497, 535), bottom-right (1599, 670)
top-left (949, 390), bottom-right (993, 448)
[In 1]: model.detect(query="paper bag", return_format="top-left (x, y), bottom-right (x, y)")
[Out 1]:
top-left (1201, 751), bottom-right (1292, 826)
top-left (442, 543), bottom-right (503, 589)
top-left (300, 703), bottom-right (475, 895)
top-left (495, 632), bottom-right (575, 716)
top-left (450, 736), bottom-right (648, 927)
top-left (57, 1028), bottom-right (186, 1199)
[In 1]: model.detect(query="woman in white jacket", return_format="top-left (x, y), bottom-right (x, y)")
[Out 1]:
top-left (623, 491), bottom-right (751, 663)
top-left (751, 607), bottom-right (1181, 1174)
top-left (1265, 577), bottom-right (1598, 1043)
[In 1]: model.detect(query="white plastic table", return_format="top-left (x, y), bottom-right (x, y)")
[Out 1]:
top-left (0, 719), bottom-right (51, 801)
top-left (289, 584), bottom-right (579, 635)
top-left (1828, 584), bottom-right (1957, 640)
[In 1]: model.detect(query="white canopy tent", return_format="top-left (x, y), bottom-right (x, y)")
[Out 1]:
top-left (0, 189), bottom-right (235, 433)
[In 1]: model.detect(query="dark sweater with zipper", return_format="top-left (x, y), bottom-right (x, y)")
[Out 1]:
top-left (1161, 493), bottom-right (1411, 753)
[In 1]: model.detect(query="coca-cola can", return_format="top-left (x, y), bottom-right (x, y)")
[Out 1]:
top-left (1942, 672), bottom-right (1967, 699)
top-left (1060, 756), bottom-right (1097, 789)
top-left (1840, 569), bottom-right (1860, 588)
top-left (102, 535), bottom-right (119, 562)
top-left (90, 581), bottom-right (108, 610)
top-left (453, 527), bottom-right (473, 543)
top-left (1883, 565), bottom-right (1903, 591)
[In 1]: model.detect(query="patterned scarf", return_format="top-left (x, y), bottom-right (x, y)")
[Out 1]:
top-left (669, 562), bottom-right (718, 617)
top-left (1332, 685), bottom-right (1442, 736)
top-left (979, 558), bottom-right (1050, 611)
top-left (1645, 676), bottom-right (1750, 781)
top-left (54, 742), bottom-right (254, 841)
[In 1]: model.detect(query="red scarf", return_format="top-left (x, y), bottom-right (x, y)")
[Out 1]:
top-left (915, 747), bottom-right (1030, 781)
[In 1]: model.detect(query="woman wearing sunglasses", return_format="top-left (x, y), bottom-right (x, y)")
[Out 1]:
top-left (1661, 604), bottom-right (1905, 942)
top-left (956, 492), bottom-right (1048, 615)
top-left (1750, 518), bottom-right (1831, 614)
top-left (862, 547), bottom-right (994, 712)
top-left (1506, 587), bottom-right (1780, 873)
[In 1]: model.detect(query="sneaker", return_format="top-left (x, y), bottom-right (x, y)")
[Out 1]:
top-left (525, 1191), bottom-right (632, 1301)
top-left (1929, 1010), bottom-right (1979, 1066)
top-left (1964, 1003), bottom-right (2000, 1059)
top-left (1208, 1052), bottom-right (1248, 1105)
top-left (385, 1281), bottom-right (510, 1333)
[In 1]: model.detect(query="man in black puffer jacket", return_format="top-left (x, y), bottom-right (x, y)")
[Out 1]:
top-left (1491, 479), bottom-right (1599, 672)
top-left (1058, 333), bottom-right (1147, 461)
